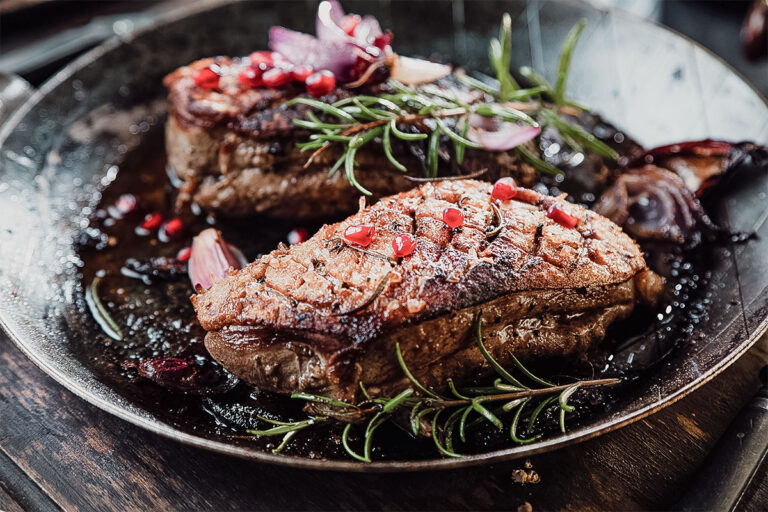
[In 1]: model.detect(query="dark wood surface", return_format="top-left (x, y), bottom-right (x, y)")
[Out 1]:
top-left (0, 331), bottom-right (766, 511)
top-left (1, 1), bottom-right (768, 511)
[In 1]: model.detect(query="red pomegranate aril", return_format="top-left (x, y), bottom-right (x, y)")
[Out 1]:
top-left (291, 65), bottom-right (314, 83)
top-left (141, 213), bottom-right (163, 230)
top-left (114, 193), bottom-right (137, 214)
top-left (340, 14), bottom-right (362, 36)
top-left (443, 207), bottom-right (464, 228)
top-left (392, 233), bottom-right (416, 258)
top-left (305, 70), bottom-right (336, 98)
top-left (287, 228), bottom-right (308, 245)
top-left (547, 205), bottom-right (579, 229)
top-left (192, 67), bottom-right (219, 90)
top-left (176, 246), bottom-right (192, 262)
top-left (491, 177), bottom-right (518, 201)
top-left (163, 217), bottom-right (184, 237)
top-left (262, 67), bottom-right (292, 88)
top-left (248, 51), bottom-right (274, 67)
top-left (238, 67), bottom-right (264, 88)
top-left (344, 224), bottom-right (375, 247)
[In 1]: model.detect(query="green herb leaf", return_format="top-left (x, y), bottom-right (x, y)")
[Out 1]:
top-left (426, 128), bottom-right (441, 178)
top-left (287, 97), bottom-right (357, 122)
top-left (382, 123), bottom-right (408, 172)
top-left (85, 276), bottom-right (123, 341)
top-left (555, 19), bottom-right (586, 105)
top-left (515, 145), bottom-right (563, 175)
top-left (396, 343), bottom-right (443, 399)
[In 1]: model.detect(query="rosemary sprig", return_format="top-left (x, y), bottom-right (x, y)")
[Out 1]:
top-left (290, 15), bottom-right (618, 192)
top-left (246, 314), bottom-right (620, 461)
top-left (85, 274), bottom-right (123, 341)
top-left (488, 13), bottom-right (519, 100)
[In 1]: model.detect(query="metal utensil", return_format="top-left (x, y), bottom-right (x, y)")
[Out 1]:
top-left (677, 366), bottom-right (768, 511)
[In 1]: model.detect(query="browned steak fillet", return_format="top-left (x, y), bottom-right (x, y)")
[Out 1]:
top-left (193, 180), bottom-right (662, 401)
top-left (164, 58), bottom-right (536, 219)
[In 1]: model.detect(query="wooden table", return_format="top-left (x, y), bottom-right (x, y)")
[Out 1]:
top-left (0, 331), bottom-right (765, 511)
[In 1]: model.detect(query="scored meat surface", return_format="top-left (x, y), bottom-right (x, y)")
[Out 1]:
top-left (193, 180), bottom-right (663, 402)
top-left (164, 58), bottom-right (536, 219)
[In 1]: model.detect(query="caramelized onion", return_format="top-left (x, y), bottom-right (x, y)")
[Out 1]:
top-left (595, 165), bottom-right (719, 244)
top-left (630, 139), bottom-right (768, 197)
top-left (188, 228), bottom-right (246, 291)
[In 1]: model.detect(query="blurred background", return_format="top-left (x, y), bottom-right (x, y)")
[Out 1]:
top-left (0, 0), bottom-right (766, 93)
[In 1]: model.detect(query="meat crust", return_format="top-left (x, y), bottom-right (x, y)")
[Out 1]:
top-left (164, 58), bottom-right (536, 218)
top-left (193, 180), bottom-right (661, 401)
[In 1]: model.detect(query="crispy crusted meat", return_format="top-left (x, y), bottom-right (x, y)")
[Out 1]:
top-left (193, 180), bottom-right (662, 401)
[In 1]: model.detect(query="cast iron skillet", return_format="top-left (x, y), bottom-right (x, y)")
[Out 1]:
top-left (0, 0), bottom-right (767, 471)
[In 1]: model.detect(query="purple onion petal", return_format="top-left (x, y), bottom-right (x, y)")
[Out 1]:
top-left (188, 228), bottom-right (245, 291)
top-left (467, 119), bottom-right (541, 151)
top-left (354, 15), bottom-right (383, 45)
top-left (269, 26), bottom-right (358, 81)
top-left (316, 0), bottom-right (349, 42)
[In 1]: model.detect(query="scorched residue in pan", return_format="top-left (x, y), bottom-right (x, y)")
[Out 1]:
top-left (74, 123), bottom-right (716, 461)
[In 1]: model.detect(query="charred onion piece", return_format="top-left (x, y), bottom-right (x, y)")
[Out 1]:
top-left (123, 256), bottom-right (188, 283)
top-left (594, 165), bottom-right (720, 245)
top-left (137, 357), bottom-right (238, 395)
top-left (742, 0), bottom-right (768, 60)
top-left (628, 139), bottom-right (768, 197)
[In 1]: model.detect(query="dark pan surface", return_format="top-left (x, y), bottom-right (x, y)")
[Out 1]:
top-left (1, 0), bottom-right (767, 471)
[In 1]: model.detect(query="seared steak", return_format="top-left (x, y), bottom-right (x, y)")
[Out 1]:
top-left (164, 58), bottom-right (537, 219)
top-left (193, 180), bottom-right (662, 402)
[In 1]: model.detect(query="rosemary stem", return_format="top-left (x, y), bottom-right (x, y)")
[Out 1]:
top-left (430, 378), bottom-right (620, 409)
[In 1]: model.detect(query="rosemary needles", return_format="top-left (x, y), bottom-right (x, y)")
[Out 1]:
top-left (290, 14), bottom-right (619, 193)
top-left (246, 314), bottom-right (621, 461)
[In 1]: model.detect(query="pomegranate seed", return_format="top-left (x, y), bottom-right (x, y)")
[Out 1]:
top-left (249, 51), bottom-right (274, 67)
top-left (344, 224), bottom-right (375, 247)
top-left (547, 205), bottom-right (579, 229)
top-left (291, 65), bottom-right (314, 83)
top-left (392, 233), bottom-right (416, 258)
top-left (442, 207), bottom-right (464, 228)
top-left (340, 14), bottom-right (362, 36)
top-left (491, 177), bottom-right (518, 201)
top-left (192, 67), bottom-right (219, 90)
top-left (115, 193), bottom-right (137, 214)
top-left (287, 229), bottom-right (308, 245)
top-left (141, 213), bottom-right (163, 230)
top-left (238, 67), bottom-right (264, 88)
top-left (176, 246), bottom-right (192, 262)
top-left (373, 33), bottom-right (392, 50)
top-left (262, 67), bottom-right (292, 88)
top-left (163, 218), bottom-right (184, 238)
top-left (305, 70), bottom-right (336, 98)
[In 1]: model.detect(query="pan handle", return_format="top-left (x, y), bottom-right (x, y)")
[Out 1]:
top-left (0, 73), bottom-right (34, 127)
top-left (676, 365), bottom-right (768, 512)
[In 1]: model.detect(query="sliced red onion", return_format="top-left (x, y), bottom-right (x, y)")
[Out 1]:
top-left (467, 114), bottom-right (541, 151)
top-left (316, 0), bottom-right (349, 42)
top-left (269, 26), bottom-right (358, 81)
top-left (354, 15), bottom-right (384, 45)
top-left (316, 1), bottom-right (383, 47)
top-left (188, 228), bottom-right (246, 291)
top-left (389, 55), bottom-right (452, 85)
top-left (594, 166), bottom-right (720, 244)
